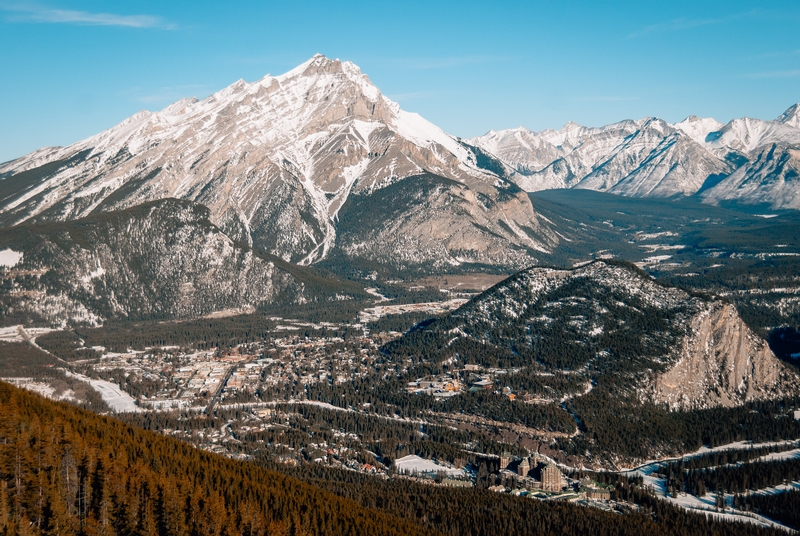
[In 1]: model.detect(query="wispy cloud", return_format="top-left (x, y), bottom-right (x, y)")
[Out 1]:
top-left (577, 96), bottom-right (640, 102)
top-left (629, 11), bottom-right (759, 38)
top-left (742, 70), bottom-right (800, 79)
top-left (389, 55), bottom-right (511, 70)
top-left (0, 2), bottom-right (173, 28)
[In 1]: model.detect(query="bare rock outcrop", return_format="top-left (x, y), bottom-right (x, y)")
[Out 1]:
top-left (650, 302), bottom-right (798, 409)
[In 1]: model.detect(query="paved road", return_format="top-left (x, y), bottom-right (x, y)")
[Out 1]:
top-left (205, 366), bottom-right (234, 414)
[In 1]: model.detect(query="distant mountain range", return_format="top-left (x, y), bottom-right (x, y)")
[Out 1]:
top-left (1, 55), bottom-right (799, 323)
top-left (472, 104), bottom-right (800, 209)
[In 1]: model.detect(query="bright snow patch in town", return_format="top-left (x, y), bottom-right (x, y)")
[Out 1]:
top-left (0, 249), bottom-right (22, 268)
top-left (0, 326), bottom-right (23, 343)
top-left (394, 454), bottom-right (465, 477)
top-left (66, 371), bottom-right (141, 412)
top-left (642, 255), bottom-right (672, 263)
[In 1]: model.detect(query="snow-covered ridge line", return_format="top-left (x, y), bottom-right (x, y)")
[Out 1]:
top-left (470, 102), bottom-right (800, 209)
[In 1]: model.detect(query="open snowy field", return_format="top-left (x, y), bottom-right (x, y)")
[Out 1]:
top-left (395, 454), bottom-right (465, 477)
top-left (66, 371), bottom-right (140, 412)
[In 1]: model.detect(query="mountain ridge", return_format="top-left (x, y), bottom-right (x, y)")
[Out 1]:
top-left (472, 103), bottom-right (800, 209)
top-left (390, 259), bottom-right (798, 411)
top-left (0, 54), bottom-right (553, 272)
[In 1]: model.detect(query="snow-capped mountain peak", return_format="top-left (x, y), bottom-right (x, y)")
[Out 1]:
top-left (0, 55), bottom-right (550, 271)
top-left (705, 116), bottom-right (800, 155)
top-left (673, 115), bottom-right (724, 145)
top-left (777, 103), bottom-right (800, 129)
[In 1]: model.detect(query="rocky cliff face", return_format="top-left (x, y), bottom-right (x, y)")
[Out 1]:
top-left (650, 302), bottom-right (794, 409)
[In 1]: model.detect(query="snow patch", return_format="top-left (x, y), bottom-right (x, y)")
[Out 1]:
top-left (0, 249), bottom-right (22, 268)
top-left (65, 371), bottom-right (141, 413)
top-left (394, 454), bottom-right (465, 477)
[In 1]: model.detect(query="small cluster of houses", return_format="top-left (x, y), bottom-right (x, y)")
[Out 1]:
top-left (407, 364), bottom-right (518, 400)
top-left (406, 376), bottom-right (462, 398)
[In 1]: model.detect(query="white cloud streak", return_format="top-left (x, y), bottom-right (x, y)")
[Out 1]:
top-left (1, 2), bottom-right (172, 28)
top-left (629, 10), bottom-right (760, 38)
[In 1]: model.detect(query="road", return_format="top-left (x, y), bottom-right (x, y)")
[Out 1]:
top-left (205, 366), bottom-right (234, 414)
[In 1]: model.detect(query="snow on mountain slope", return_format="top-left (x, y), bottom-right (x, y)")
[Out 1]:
top-left (505, 118), bottom-right (730, 196)
top-left (468, 127), bottom-right (565, 174)
top-left (578, 119), bottom-right (732, 197)
top-left (474, 107), bottom-right (800, 209)
top-left (701, 143), bottom-right (800, 209)
top-left (473, 120), bottom-right (644, 191)
top-left (777, 103), bottom-right (800, 129)
top-left (673, 115), bottom-right (725, 145)
top-left (704, 117), bottom-right (800, 156)
top-left (0, 55), bottom-right (552, 270)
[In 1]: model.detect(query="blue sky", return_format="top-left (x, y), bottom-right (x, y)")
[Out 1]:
top-left (0, 0), bottom-right (798, 163)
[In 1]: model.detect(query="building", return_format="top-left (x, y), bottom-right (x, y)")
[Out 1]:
top-left (472, 379), bottom-right (493, 390)
top-left (442, 479), bottom-right (473, 488)
top-left (500, 451), bottom-right (511, 470)
top-left (585, 487), bottom-right (611, 501)
top-left (517, 458), bottom-right (530, 477)
top-left (541, 463), bottom-right (564, 493)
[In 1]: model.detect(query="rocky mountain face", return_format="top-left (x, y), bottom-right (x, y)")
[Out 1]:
top-left (700, 142), bottom-right (800, 209)
top-left (652, 301), bottom-right (785, 409)
top-left (392, 260), bottom-right (798, 410)
top-left (778, 103), bottom-right (800, 129)
top-left (472, 104), bottom-right (800, 209)
top-left (0, 55), bottom-right (553, 273)
top-left (0, 199), bottom-right (356, 326)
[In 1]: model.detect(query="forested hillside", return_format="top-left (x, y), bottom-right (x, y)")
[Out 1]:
top-left (0, 381), bottom-right (786, 536)
top-left (0, 381), bottom-right (434, 536)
